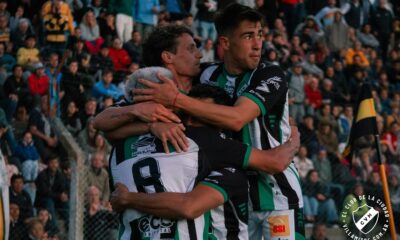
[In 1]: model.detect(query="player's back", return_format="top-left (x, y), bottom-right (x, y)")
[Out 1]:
top-left (109, 133), bottom-right (209, 240)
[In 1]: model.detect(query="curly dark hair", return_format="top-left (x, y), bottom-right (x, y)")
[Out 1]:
top-left (142, 25), bottom-right (193, 67)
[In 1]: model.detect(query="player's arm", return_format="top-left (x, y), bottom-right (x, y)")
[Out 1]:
top-left (248, 128), bottom-right (300, 174)
top-left (111, 183), bottom-right (225, 220)
top-left (93, 101), bottom-right (181, 132)
top-left (134, 77), bottom-right (259, 132)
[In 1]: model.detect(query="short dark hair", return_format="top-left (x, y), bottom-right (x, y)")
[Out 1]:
top-left (11, 174), bottom-right (24, 183)
top-left (188, 84), bottom-right (232, 106)
top-left (142, 25), bottom-right (193, 67)
top-left (214, 3), bottom-right (263, 36)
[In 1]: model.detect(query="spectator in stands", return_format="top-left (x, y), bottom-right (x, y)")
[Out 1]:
top-left (86, 151), bottom-right (110, 202)
top-left (302, 170), bottom-right (339, 225)
top-left (108, 0), bottom-right (133, 43)
top-left (62, 101), bottom-right (82, 137)
top-left (84, 185), bottom-right (118, 240)
top-left (0, 42), bottom-right (15, 72)
top-left (41, 0), bottom-right (74, 34)
top-left (26, 219), bottom-right (47, 240)
top-left (316, 120), bottom-right (339, 155)
top-left (108, 37), bottom-right (131, 77)
top-left (200, 38), bottom-right (215, 63)
top-left (364, 171), bottom-right (384, 201)
top-left (37, 207), bottom-right (59, 238)
top-left (325, 11), bottom-right (350, 54)
top-left (12, 18), bottom-right (35, 54)
top-left (345, 41), bottom-right (370, 69)
top-left (9, 202), bottom-right (27, 240)
top-left (2, 64), bottom-right (26, 122)
top-left (9, 174), bottom-right (33, 222)
top-left (0, 14), bottom-right (10, 44)
top-left (371, 0), bottom-right (393, 62)
top-left (77, 116), bottom-right (98, 156)
top-left (14, 131), bottom-right (40, 183)
top-left (0, 107), bottom-right (18, 156)
top-left (60, 59), bottom-right (94, 111)
top-left (289, 62), bottom-right (305, 122)
top-left (35, 155), bottom-right (68, 231)
top-left (357, 23), bottom-right (380, 49)
top-left (12, 105), bottom-right (29, 141)
top-left (301, 53), bottom-right (324, 78)
top-left (299, 114), bottom-right (319, 157)
top-left (338, 104), bottom-right (353, 143)
top-left (310, 223), bottom-right (329, 240)
top-left (389, 175), bottom-right (400, 212)
top-left (98, 12), bottom-right (117, 47)
top-left (9, 5), bottom-right (24, 32)
top-left (79, 97), bottom-right (97, 127)
top-left (293, 145), bottom-right (314, 179)
top-left (80, 9), bottom-right (103, 54)
top-left (196, 0), bottom-right (218, 42)
top-left (134, 0), bottom-right (160, 41)
top-left (28, 95), bottom-right (59, 160)
top-left (27, 63), bottom-right (50, 96)
top-left (90, 43), bottom-right (114, 77)
top-left (92, 69), bottom-right (124, 101)
top-left (43, 2), bottom-right (70, 57)
top-left (314, 0), bottom-right (339, 28)
top-left (123, 31), bottom-right (142, 65)
top-left (16, 35), bottom-right (39, 71)
top-left (305, 76), bottom-right (323, 115)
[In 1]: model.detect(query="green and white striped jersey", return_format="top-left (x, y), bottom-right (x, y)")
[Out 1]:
top-left (198, 62), bottom-right (303, 211)
top-left (109, 126), bottom-right (250, 239)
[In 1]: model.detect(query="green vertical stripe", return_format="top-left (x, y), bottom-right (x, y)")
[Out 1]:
top-left (217, 71), bottom-right (229, 89)
top-left (258, 175), bottom-right (275, 210)
top-left (237, 71), bottom-right (252, 95)
top-left (174, 225), bottom-right (180, 240)
top-left (242, 124), bottom-right (251, 145)
top-left (203, 211), bottom-right (211, 240)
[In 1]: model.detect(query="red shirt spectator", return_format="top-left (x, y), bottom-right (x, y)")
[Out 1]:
top-left (108, 38), bottom-right (131, 72)
top-left (305, 77), bottom-right (322, 110)
top-left (28, 63), bottom-right (49, 96)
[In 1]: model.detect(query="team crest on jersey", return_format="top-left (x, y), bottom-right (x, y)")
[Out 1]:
top-left (256, 77), bottom-right (282, 93)
top-left (129, 135), bottom-right (157, 158)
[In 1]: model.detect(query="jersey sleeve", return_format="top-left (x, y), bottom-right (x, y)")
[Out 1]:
top-left (199, 168), bottom-right (248, 203)
top-left (241, 63), bottom-right (288, 115)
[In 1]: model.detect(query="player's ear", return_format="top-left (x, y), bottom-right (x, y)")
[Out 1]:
top-left (161, 51), bottom-right (174, 64)
top-left (218, 36), bottom-right (229, 50)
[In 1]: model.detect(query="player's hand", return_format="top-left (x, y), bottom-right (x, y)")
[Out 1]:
top-left (133, 73), bottom-right (179, 107)
top-left (289, 126), bottom-right (300, 155)
top-left (132, 102), bottom-right (181, 123)
top-left (110, 183), bottom-right (129, 213)
top-left (150, 122), bottom-right (189, 153)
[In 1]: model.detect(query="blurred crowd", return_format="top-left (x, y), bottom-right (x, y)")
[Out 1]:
top-left (0, 0), bottom-right (400, 239)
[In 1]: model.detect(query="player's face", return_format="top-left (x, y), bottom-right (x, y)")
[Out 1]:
top-left (170, 33), bottom-right (202, 78)
top-left (225, 20), bottom-right (263, 72)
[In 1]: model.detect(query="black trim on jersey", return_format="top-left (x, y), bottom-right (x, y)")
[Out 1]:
top-left (274, 173), bottom-right (300, 208)
top-left (187, 220), bottom-right (198, 240)
top-left (185, 126), bottom-right (248, 170)
top-left (247, 173), bottom-right (261, 210)
top-left (224, 201), bottom-right (240, 240)
top-left (115, 141), bottom-right (126, 165)
top-left (209, 64), bottom-right (224, 83)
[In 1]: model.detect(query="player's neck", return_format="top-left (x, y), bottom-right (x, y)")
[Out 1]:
top-left (173, 73), bottom-right (192, 92)
top-left (223, 56), bottom-right (245, 76)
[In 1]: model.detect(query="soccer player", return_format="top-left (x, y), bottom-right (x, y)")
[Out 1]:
top-left (133, 4), bottom-right (305, 239)
top-left (109, 71), bottom-right (300, 239)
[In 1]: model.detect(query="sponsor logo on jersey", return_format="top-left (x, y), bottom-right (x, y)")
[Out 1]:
top-left (256, 76), bottom-right (282, 93)
top-left (137, 215), bottom-right (176, 238)
top-left (130, 135), bottom-right (157, 158)
top-left (268, 214), bottom-right (290, 238)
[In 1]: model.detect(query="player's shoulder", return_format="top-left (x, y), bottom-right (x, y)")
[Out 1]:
top-left (249, 61), bottom-right (288, 86)
top-left (195, 62), bottom-right (224, 85)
